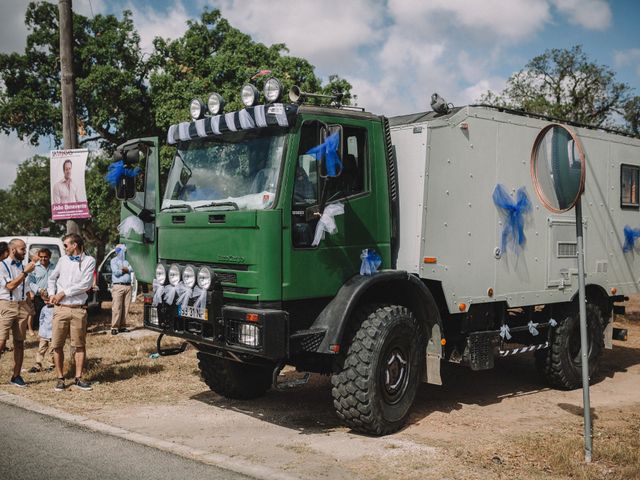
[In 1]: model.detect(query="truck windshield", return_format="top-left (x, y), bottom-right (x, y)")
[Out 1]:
top-left (162, 129), bottom-right (287, 211)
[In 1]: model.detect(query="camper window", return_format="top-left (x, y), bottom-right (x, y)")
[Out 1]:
top-left (621, 164), bottom-right (639, 208)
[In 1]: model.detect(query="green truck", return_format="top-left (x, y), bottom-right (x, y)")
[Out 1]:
top-left (113, 78), bottom-right (638, 435)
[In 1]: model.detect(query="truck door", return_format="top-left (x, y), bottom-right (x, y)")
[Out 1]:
top-left (117, 137), bottom-right (160, 285)
top-left (283, 118), bottom-right (390, 300)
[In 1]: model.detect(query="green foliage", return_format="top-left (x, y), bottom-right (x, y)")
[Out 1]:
top-left (0, 2), bottom-right (154, 150)
top-left (0, 155), bottom-right (64, 237)
top-left (479, 45), bottom-right (631, 128)
top-left (624, 96), bottom-right (640, 136)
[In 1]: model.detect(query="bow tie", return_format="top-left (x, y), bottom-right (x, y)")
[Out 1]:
top-left (11, 260), bottom-right (22, 267)
top-left (69, 255), bottom-right (81, 262)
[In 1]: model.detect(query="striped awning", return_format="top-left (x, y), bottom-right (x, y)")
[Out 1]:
top-left (167, 103), bottom-right (297, 145)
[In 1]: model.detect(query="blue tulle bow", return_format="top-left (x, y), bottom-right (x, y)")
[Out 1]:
top-left (306, 132), bottom-right (342, 177)
top-left (623, 225), bottom-right (640, 252)
top-left (105, 160), bottom-right (140, 187)
top-left (360, 249), bottom-right (382, 276)
top-left (493, 184), bottom-right (532, 254)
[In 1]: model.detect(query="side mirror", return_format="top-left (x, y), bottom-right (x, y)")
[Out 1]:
top-left (112, 147), bottom-right (142, 201)
top-left (115, 176), bottom-right (136, 201)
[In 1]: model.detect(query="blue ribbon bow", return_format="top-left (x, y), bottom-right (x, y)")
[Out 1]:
top-left (105, 160), bottom-right (140, 188)
top-left (11, 260), bottom-right (22, 267)
top-left (360, 249), bottom-right (382, 276)
top-left (492, 184), bottom-right (532, 254)
top-left (69, 255), bottom-right (81, 262)
top-left (306, 132), bottom-right (342, 177)
top-left (623, 225), bottom-right (640, 252)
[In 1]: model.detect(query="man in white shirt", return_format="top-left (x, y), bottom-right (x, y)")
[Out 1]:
top-left (52, 159), bottom-right (79, 203)
top-left (47, 233), bottom-right (96, 391)
top-left (0, 239), bottom-right (36, 387)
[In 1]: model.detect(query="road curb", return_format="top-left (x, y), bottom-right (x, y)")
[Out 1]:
top-left (0, 389), bottom-right (300, 480)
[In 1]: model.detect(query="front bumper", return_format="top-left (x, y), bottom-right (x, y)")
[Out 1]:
top-left (143, 294), bottom-right (288, 360)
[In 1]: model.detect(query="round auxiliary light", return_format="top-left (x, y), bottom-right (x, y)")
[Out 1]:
top-left (189, 99), bottom-right (205, 121)
top-left (155, 263), bottom-right (166, 284)
top-left (263, 78), bottom-right (283, 103)
top-left (241, 84), bottom-right (259, 107)
top-left (207, 93), bottom-right (224, 115)
top-left (197, 266), bottom-right (212, 290)
top-left (183, 265), bottom-right (196, 289)
top-left (168, 263), bottom-right (181, 287)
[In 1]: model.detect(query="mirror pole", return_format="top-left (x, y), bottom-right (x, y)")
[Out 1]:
top-left (575, 198), bottom-right (592, 463)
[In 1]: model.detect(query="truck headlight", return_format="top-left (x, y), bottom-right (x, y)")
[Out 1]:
top-left (241, 84), bottom-right (259, 107)
top-left (207, 93), bottom-right (224, 115)
top-left (168, 263), bottom-right (181, 286)
top-left (239, 323), bottom-right (261, 348)
top-left (155, 263), bottom-right (166, 284)
top-left (263, 78), bottom-right (283, 103)
top-left (183, 265), bottom-right (196, 288)
top-left (190, 98), bottom-right (205, 120)
top-left (197, 266), bottom-right (213, 290)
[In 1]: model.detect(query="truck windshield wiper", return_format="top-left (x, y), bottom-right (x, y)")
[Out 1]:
top-left (193, 201), bottom-right (240, 211)
top-left (161, 203), bottom-right (193, 212)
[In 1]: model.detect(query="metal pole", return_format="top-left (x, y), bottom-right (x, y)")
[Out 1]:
top-left (575, 198), bottom-right (592, 462)
top-left (58, 0), bottom-right (80, 235)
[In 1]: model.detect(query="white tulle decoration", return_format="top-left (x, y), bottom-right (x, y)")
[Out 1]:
top-left (118, 216), bottom-right (144, 236)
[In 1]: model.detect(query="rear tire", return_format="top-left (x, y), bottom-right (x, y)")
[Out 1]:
top-left (331, 304), bottom-right (424, 435)
top-left (197, 352), bottom-right (273, 400)
top-left (535, 304), bottom-right (604, 389)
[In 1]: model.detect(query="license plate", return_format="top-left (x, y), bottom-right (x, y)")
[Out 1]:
top-left (178, 305), bottom-right (208, 320)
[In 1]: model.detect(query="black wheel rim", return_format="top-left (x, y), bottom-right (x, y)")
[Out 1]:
top-left (381, 344), bottom-right (410, 405)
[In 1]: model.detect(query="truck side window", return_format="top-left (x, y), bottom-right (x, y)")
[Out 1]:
top-left (325, 125), bottom-right (367, 202)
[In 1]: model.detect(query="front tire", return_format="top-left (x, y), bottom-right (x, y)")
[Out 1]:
top-left (535, 304), bottom-right (604, 389)
top-left (331, 305), bottom-right (424, 435)
top-left (197, 352), bottom-right (273, 400)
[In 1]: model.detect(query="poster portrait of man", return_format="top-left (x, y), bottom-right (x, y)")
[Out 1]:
top-left (50, 149), bottom-right (91, 220)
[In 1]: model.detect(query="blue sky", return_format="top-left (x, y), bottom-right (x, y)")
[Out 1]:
top-left (1, 0), bottom-right (639, 188)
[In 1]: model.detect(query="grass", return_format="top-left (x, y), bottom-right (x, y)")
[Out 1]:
top-left (0, 301), bottom-right (207, 413)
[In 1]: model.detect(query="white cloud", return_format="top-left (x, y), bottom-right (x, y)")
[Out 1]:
top-left (387, 0), bottom-right (551, 41)
top-left (0, 1), bottom-right (29, 54)
top-left (614, 48), bottom-right (640, 77)
top-left (0, 133), bottom-right (49, 190)
top-left (213, 0), bottom-right (385, 74)
top-left (124, 1), bottom-right (191, 53)
top-left (552, 0), bottom-right (612, 30)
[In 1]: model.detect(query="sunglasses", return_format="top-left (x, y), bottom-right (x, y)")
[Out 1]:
top-left (63, 243), bottom-right (74, 248)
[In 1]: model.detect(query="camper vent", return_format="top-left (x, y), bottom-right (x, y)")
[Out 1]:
top-left (596, 261), bottom-right (608, 273)
top-left (557, 242), bottom-right (577, 258)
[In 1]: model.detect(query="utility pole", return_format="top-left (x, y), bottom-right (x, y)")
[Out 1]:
top-left (58, 0), bottom-right (80, 235)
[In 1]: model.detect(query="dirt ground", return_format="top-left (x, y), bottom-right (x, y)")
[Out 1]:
top-left (2, 296), bottom-right (639, 479)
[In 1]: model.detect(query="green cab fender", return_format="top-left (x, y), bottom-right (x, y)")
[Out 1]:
top-left (309, 270), bottom-right (443, 356)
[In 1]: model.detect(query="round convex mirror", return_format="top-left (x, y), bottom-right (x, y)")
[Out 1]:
top-left (531, 124), bottom-right (586, 212)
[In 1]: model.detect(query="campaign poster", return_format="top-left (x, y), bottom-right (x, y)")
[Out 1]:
top-left (50, 149), bottom-right (91, 220)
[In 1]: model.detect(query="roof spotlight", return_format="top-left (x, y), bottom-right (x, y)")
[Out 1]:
top-left (190, 99), bottom-right (206, 120)
top-left (263, 78), bottom-right (283, 103)
top-left (207, 93), bottom-right (225, 115)
top-left (241, 84), bottom-right (259, 107)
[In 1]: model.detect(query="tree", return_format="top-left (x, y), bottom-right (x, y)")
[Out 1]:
top-left (479, 45), bottom-right (631, 128)
top-left (0, 2), bottom-right (154, 151)
top-left (624, 96), bottom-right (640, 136)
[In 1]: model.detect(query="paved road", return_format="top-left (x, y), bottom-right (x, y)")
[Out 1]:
top-left (0, 402), bottom-right (251, 480)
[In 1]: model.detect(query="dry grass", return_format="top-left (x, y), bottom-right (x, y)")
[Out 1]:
top-left (0, 301), bottom-right (207, 413)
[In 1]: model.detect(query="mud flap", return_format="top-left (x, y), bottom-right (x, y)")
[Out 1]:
top-left (424, 324), bottom-right (442, 385)
top-left (604, 319), bottom-right (613, 350)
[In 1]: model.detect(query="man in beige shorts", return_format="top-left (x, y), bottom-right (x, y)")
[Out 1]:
top-left (0, 239), bottom-right (36, 387)
top-left (48, 233), bottom-right (96, 392)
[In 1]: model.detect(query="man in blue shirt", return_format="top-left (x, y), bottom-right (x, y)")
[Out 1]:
top-left (28, 248), bottom-right (55, 330)
top-left (110, 244), bottom-right (133, 335)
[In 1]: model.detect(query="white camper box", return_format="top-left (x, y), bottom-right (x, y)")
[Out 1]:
top-left (390, 105), bottom-right (640, 315)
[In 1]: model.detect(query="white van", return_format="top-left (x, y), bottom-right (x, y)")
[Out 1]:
top-left (0, 236), bottom-right (65, 264)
